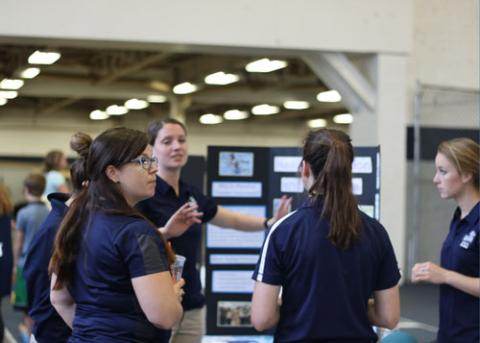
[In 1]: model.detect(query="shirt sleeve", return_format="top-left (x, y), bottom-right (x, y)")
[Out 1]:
top-left (374, 225), bottom-right (401, 291)
top-left (189, 187), bottom-right (218, 223)
top-left (115, 220), bottom-right (170, 279)
top-left (16, 209), bottom-right (27, 233)
top-left (252, 225), bottom-right (284, 285)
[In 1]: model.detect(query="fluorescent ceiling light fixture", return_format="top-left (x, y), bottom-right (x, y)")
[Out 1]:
top-left (28, 50), bottom-right (61, 65)
top-left (0, 98), bottom-right (7, 106)
top-left (251, 104), bottom-right (280, 116)
top-left (245, 58), bottom-right (288, 73)
top-left (316, 90), bottom-right (342, 102)
top-left (147, 94), bottom-right (167, 103)
top-left (204, 71), bottom-right (240, 85)
top-left (106, 105), bottom-right (128, 116)
top-left (199, 113), bottom-right (223, 125)
top-left (307, 118), bottom-right (327, 128)
top-left (0, 90), bottom-right (18, 99)
top-left (124, 98), bottom-right (149, 110)
top-left (223, 109), bottom-right (249, 120)
top-left (173, 82), bottom-right (198, 95)
top-left (89, 110), bottom-right (109, 121)
top-left (284, 100), bottom-right (310, 110)
top-left (333, 113), bottom-right (353, 124)
top-left (0, 79), bottom-right (24, 90)
top-left (20, 67), bottom-right (40, 79)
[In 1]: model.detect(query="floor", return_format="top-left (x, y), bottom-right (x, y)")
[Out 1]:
top-left (2, 283), bottom-right (439, 343)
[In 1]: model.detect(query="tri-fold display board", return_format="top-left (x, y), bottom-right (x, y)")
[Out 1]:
top-left (205, 146), bottom-right (380, 336)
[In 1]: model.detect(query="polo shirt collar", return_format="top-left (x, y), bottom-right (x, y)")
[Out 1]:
top-left (155, 175), bottom-right (189, 197)
top-left (454, 201), bottom-right (479, 225)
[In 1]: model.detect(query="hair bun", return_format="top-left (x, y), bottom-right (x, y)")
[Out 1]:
top-left (70, 132), bottom-right (92, 158)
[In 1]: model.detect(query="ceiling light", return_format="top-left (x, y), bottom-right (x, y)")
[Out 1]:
top-left (333, 113), bottom-right (353, 124)
top-left (199, 113), bottom-right (223, 125)
top-left (20, 67), bottom-right (40, 79)
top-left (245, 58), bottom-right (288, 73)
top-left (204, 71), bottom-right (240, 85)
top-left (0, 98), bottom-right (7, 106)
top-left (283, 100), bottom-right (310, 110)
top-left (251, 104), bottom-right (280, 116)
top-left (173, 82), bottom-right (198, 95)
top-left (89, 110), bottom-right (109, 120)
top-left (307, 118), bottom-right (327, 128)
top-left (106, 105), bottom-right (128, 116)
top-left (0, 90), bottom-right (18, 99)
top-left (0, 79), bottom-right (24, 90)
top-left (223, 109), bottom-right (249, 120)
top-left (147, 94), bottom-right (167, 103)
top-left (316, 90), bottom-right (342, 102)
top-left (124, 98), bottom-right (149, 110)
top-left (28, 50), bottom-right (61, 65)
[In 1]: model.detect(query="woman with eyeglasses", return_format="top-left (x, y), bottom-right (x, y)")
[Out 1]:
top-left (412, 138), bottom-right (479, 343)
top-left (137, 118), bottom-right (291, 343)
top-left (49, 127), bottom-right (186, 343)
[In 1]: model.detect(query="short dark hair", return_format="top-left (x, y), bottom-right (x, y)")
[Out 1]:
top-left (24, 174), bottom-right (46, 197)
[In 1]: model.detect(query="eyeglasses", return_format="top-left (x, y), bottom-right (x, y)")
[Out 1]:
top-left (129, 156), bottom-right (159, 170)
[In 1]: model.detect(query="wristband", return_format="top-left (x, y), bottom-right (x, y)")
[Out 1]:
top-left (263, 217), bottom-right (270, 229)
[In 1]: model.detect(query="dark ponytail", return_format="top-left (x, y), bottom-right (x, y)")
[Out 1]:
top-left (303, 129), bottom-right (361, 250)
top-left (49, 128), bottom-right (175, 289)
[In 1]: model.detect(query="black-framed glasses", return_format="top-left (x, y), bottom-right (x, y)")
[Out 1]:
top-left (129, 156), bottom-right (159, 170)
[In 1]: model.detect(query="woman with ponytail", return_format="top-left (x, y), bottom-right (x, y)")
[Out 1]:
top-left (49, 127), bottom-right (185, 343)
top-left (251, 129), bottom-right (401, 342)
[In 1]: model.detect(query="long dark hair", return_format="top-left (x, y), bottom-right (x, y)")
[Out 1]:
top-left (303, 129), bottom-right (361, 250)
top-left (146, 118), bottom-right (187, 145)
top-left (49, 127), bottom-right (174, 289)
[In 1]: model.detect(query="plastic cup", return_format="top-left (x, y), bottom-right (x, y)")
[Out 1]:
top-left (172, 254), bottom-right (186, 281)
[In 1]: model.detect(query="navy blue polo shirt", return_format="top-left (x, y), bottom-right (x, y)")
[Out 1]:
top-left (438, 201), bottom-right (479, 343)
top-left (23, 193), bottom-right (71, 343)
top-left (138, 175), bottom-right (218, 311)
top-left (253, 201), bottom-right (401, 343)
top-left (0, 214), bottom-right (13, 298)
top-left (68, 212), bottom-right (170, 343)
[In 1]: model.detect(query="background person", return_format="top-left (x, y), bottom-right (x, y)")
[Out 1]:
top-left (0, 182), bottom-right (13, 343)
top-left (43, 150), bottom-right (69, 197)
top-left (412, 137), bottom-right (479, 343)
top-left (12, 174), bottom-right (49, 343)
top-left (251, 128), bottom-right (400, 342)
top-left (49, 128), bottom-right (185, 343)
top-left (138, 118), bottom-right (291, 343)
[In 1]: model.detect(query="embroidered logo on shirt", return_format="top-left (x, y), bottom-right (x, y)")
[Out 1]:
top-left (0, 242), bottom-right (3, 257)
top-left (460, 230), bottom-right (477, 249)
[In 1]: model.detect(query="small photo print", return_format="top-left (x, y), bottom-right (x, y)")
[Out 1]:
top-left (219, 151), bottom-right (254, 177)
top-left (217, 301), bottom-right (252, 328)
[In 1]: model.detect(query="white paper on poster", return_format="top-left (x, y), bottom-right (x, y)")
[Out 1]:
top-left (207, 205), bottom-right (266, 248)
top-left (212, 270), bottom-right (255, 293)
top-left (210, 254), bottom-right (259, 265)
top-left (274, 156), bottom-right (302, 173)
top-left (280, 177), bottom-right (304, 193)
top-left (352, 156), bottom-right (372, 174)
top-left (358, 205), bottom-right (374, 218)
top-left (352, 178), bottom-right (363, 195)
top-left (211, 181), bottom-right (262, 198)
top-left (218, 151), bottom-right (254, 177)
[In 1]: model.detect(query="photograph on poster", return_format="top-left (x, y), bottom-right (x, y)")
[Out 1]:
top-left (207, 205), bottom-right (266, 248)
top-left (352, 156), bottom-right (373, 174)
top-left (210, 254), bottom-right (259, 265)
top-left (352, 177), bottom-right (363, 195)
top-left (219, 151), bottom-right (254, 177)
top-left (273, 156), bottom-right (302, 173)
top-left (280, 177), bottom-right (303, 193)
top-left (217, 301), bottom-right (253, 328)
top-left (212, 270), bottom-right (255, 293)
top-left (358, 205), bottom-right (374, 218)
top-left (211, 181), bottom-right (262, 198)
